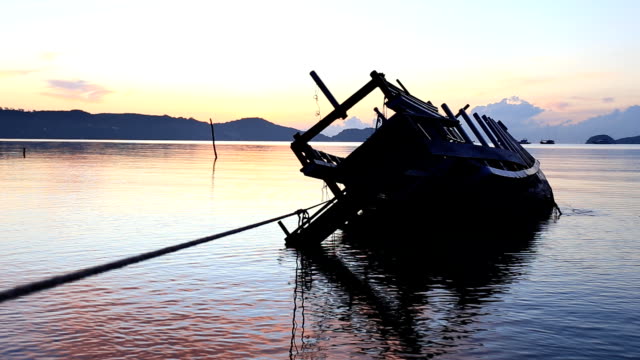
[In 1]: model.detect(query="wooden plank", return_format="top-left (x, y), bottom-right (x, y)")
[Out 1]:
top-left (428, 140), bottom-right (529, 167)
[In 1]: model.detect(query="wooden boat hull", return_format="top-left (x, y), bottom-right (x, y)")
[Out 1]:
top-left (335, 113), bottom-right (554, 213)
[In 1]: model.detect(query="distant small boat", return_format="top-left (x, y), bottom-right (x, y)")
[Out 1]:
top-left (540, 139), bottom-right (555, 144)
top-left (519, 138), bottom-right (531, 144)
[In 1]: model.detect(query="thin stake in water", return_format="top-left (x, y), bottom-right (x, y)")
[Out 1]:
top-left (210, 118), bottom-right (218, 160)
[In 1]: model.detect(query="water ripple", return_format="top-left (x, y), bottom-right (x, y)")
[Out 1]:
top-left (1, 141), bottom-right (639, 359)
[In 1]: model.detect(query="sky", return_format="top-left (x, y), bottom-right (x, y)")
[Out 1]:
top-left (1, 0), bottom-right (639, 132)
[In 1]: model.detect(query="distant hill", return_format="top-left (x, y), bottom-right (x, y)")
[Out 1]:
top-left (583, 134), bottom-right (640, 144)
top-left (213, 117), bottom-right (330, 141)
top-left (0, 109), bottom-right (334, 141)
top-left (0, 109), bottom-right (211, 140)
top-left (586, 134), bottom-right (616, 144)
top-left (615, 135), bottom-right (640, 144)
top-left (330, 128), bottom-right (374, 142)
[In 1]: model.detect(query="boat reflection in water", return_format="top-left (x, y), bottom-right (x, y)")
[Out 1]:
top-left (288, 212), bottom-right (557, 359)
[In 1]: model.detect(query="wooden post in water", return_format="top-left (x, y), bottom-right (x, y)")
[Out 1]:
top-left (209, 118), bottom-right (218, 160)
top-left (23, 148), bottom-right (26, 158)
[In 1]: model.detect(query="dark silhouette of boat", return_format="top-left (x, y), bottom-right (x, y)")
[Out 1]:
top-left (540, 139), bottom-right (555, 144)
top-left (519, 138), bottom-right (531, 144)
top-left (281, 70), bottom-right (558, 247)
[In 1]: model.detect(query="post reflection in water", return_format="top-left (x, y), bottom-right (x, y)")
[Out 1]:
top-left (211, 158), bottom-right (217, 193)
top-left (288, 214), bottom-right (556, 359)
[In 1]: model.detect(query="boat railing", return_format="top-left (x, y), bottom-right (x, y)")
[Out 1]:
top-left (384, 88), bottom-right (441, 118)
top-left (457, 107), bottom-right (490, 147)
top-left (311, 148), bottom-right (343, 167)
top-left (293, 70), bottom-right (537, 176)
top-left (292, 140), bottom-right (338, 168)
top-left (440, 103), bottom-right (536, 169)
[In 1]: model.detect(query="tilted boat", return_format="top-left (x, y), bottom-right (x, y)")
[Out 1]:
top-left (281, 70), bottom-right (558, 248)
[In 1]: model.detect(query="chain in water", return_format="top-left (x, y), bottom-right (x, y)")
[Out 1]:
top-left (321, 183), bottom-right (330, 202)
top-left (314, 88), bottom-right (321, 119)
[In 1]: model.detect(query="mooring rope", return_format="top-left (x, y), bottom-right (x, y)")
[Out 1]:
top-left (0, 201), bottom-right (331, 304)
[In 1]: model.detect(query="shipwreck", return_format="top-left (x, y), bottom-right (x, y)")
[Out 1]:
top-left (281, 71), bottom-right (558, 248)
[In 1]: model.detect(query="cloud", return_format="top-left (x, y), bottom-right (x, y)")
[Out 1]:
top-left (558, 105), bottom-right (640, 141)
top-left (0, 69), bottom-right (36, 77)
top-left (466, 96), bottom-right (554, 141)
top-left (602, 97), bottom-right (615, 103)
top-left (43, 80), bottom-right (112, 102)
top-left (471, 96), bottom-right (544, 125)
top-left (547, 101), bottom-right (571, 111)
top-left (470, 96), bottom-right (640, 143)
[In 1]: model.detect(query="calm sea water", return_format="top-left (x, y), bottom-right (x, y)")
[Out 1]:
top-left (0, 140), bottom-right (639, 359)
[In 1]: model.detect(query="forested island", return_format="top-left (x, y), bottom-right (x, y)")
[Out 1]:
top-left (586, 134), bottom-right (640, 144)
top-left (0, 109), bottom-right (367, 142)
top-left (2, 108), bottom-right (639, 143)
